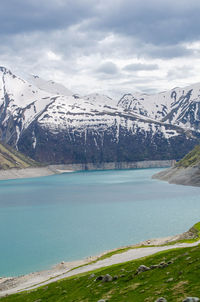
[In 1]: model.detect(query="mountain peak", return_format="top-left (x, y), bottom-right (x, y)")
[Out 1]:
top-left (0, 66), bottom-right (12, 74)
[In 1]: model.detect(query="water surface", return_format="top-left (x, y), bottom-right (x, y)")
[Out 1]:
top-left (0, 168), bottom-right (200, 276)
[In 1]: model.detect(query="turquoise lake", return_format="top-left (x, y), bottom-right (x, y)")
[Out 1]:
top-left (1, 168), bottom-right (200, 277)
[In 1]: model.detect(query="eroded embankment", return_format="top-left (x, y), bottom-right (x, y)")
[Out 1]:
top-left (0, 160), bottom-right (174, 181)
top-left (152, 166), bottom-right (200, 187)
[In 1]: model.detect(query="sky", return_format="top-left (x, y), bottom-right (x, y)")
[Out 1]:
top-left (1, 0), bottom-right (200, 97)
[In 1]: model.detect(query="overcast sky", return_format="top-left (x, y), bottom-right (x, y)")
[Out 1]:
top-left (1, 0), bottom-right (200, 97)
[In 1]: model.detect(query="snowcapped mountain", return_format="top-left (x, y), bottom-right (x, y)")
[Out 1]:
top-left (118, 83), bottom-right (200, 131)
top-left (0, 66), bottom-right (199, 164)
top-left (27, 74), bottom-right (72, 96)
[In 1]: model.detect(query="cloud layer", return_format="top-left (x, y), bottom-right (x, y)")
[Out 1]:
top-left (1, 0), bottom-right (200, 96)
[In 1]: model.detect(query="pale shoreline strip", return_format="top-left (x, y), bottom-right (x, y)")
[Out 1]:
top-left (0, 232), bottom-right (199, 297)
top-left (0, 159), bottom-right (174, 181)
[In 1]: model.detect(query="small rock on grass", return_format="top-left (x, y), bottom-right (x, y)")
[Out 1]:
top-left (88, 273), bottom-right (95, 279)
top-left (166, 277), bottom-right (173, 282)
top-left (183, 298), bottom-right (200, 302)
top-left (137, 265), bottom-right (150, 273)
top-left (155, 298), bottom-right (167, 302)
top-left (102, 274), bottom-right (113, 282)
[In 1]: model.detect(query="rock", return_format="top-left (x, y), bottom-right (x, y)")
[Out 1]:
top-left (97, 300), bottom-right (106, 302)
top-left (102, 274), bottom-right (113, 282)
top-left (113, 275), bottom-right (118, 281)
top-left (61, 261), bottom-right (65, 264)
top-left (155, 298), bottom-right (167, 302)
top-left (159, 262), bottom-right (168, 268)
top-left (183, 298), bottom-right (199, 302)
top-left (88, 273), bottom-right (95, 279)
top-left (137, 265), bottom-right (150, 273)
top-left (150, 265), bottom-right (159, 269)
top-left (166, 277), bottom-right (173, 282)
top-left (95, 276), bottom-right (103, 281)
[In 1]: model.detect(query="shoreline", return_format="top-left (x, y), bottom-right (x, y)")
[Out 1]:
top-left (152, 166), bottom-right (200, 187)
top-left (0, 226), bottom-right (198, 297)
top-left (0, 159), bottom-right (174, 181)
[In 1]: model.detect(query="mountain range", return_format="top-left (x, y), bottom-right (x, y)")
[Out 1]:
top-left (0, 66), bottom-right (199, 164)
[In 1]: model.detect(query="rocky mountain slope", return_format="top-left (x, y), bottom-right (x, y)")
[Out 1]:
top-left (0, 141), bottom-right (37, 170)
top-left (153, 145), bottom-right (200, 186)
top-left (0, 66), bottom-right (200, 164)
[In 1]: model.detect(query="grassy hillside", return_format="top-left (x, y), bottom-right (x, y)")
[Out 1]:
top-left (0, 142), bottom-right (38, 170)
top-left (176, 145), bottom-right (200, 168)
top-left (1, 223), bottom-right (200, 302)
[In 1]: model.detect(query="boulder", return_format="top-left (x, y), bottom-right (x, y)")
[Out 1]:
top-left (183, 298), bottom-right (199, 302)
top-left (159, 262), bottom-right (168, 268)
top-left (102, 274), bottom-right (113, 282)
top-left (137, 265), bottom-right (150, 273)
top-left (150, 264), bottom-right (159, 269)
top-left (95, 276), bottom-right (103, 281)
top-left (155, 298), bottom-right (167, 302)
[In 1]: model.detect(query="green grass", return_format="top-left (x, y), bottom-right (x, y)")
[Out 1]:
top-left (81, 222), bottom-right (200, 266)
top-left (0, 141), bottom-right (39, 170)
top-left (176, 145), bottom-right (200, 168)
top-left (1, 244), bottom-right (200, 302)
top-left (1, 223), bottom-right (200, 302)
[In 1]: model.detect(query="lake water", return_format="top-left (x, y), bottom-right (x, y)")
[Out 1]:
top-left (0, 168), bottom-right (200, 277)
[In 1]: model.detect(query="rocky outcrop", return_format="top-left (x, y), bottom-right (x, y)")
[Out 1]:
top-left (153, 145), bottom-right (200, 187)
top-left (152, 166), bottom-right (200, 186)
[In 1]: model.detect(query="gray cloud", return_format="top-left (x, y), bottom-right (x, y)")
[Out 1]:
top-left (143, 44), bottom-right (194, 59)
top-left (0, 0), bottom-right (199, 60)
top-left (96, 62), bottom-right (119, 75)
top-left (93, 0), bottom-right (200, 46)
top-left (167, 66), bottom-right (195, 80)
top-left (0, 0), bottom-right (199, 95)
top-left (1, 0), bottom-right (200, 46)
top-left (123, 63), bottom-right (159, 72)
top-left (0, 0), bottom-right (95, 35)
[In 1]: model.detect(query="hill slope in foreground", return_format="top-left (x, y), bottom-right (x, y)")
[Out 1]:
top-left (153, 145), bottom-right (200, 186)
top-left (0, 142), bottom-right (38, 170)
top-left (1, 223), bottom-right (200, 302)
